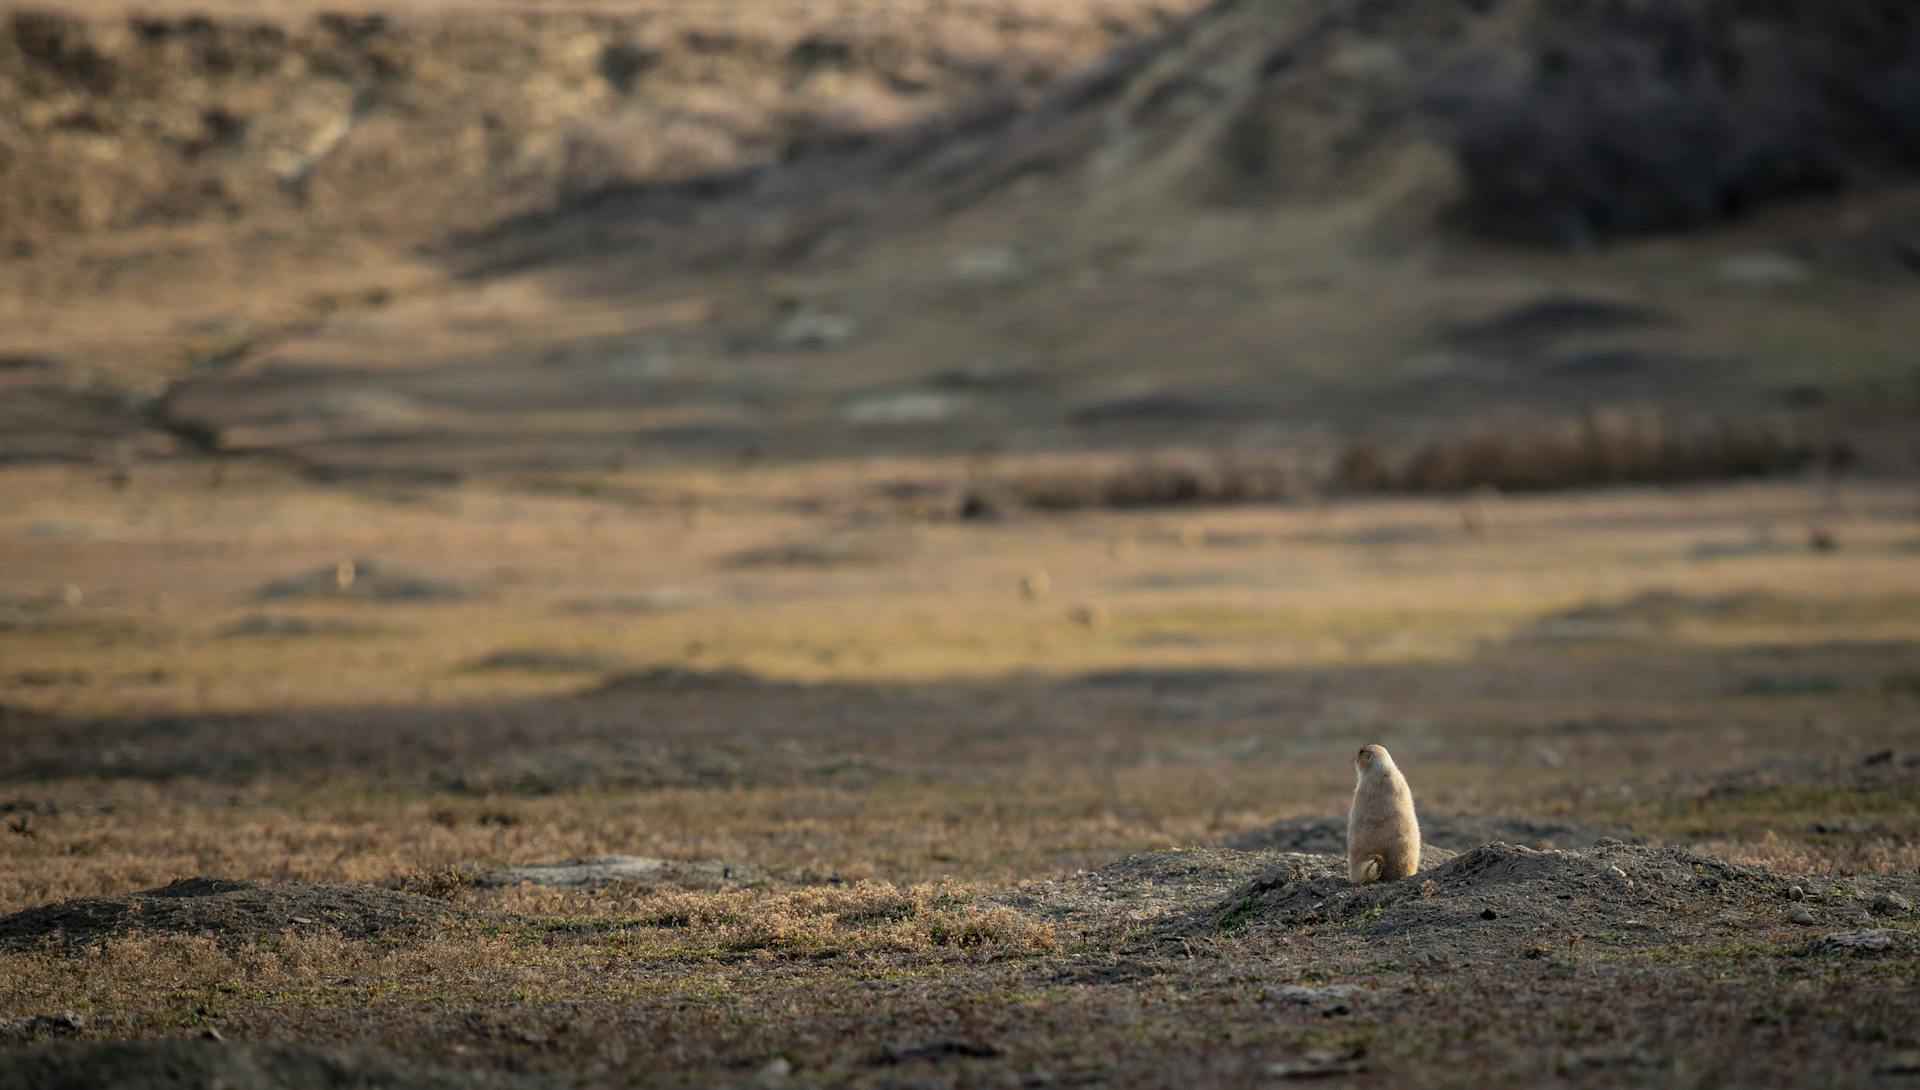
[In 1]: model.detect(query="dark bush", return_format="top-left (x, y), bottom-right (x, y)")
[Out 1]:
top-left (1334, 408), bottom-right (1822, 495)
top-left (1431, 0), bottom-right (1920, 244)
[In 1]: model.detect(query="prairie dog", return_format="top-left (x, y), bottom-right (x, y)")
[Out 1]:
top-left (1347, 743), bottom-right (1420, 884)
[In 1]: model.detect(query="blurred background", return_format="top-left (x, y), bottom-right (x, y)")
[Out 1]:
top-left (3, 0), bottom-right (1919, 885)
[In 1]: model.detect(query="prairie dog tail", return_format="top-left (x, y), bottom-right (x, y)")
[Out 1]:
top-left (1354, 854), bottom-right (1384, 884)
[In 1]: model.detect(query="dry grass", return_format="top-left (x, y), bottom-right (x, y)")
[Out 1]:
top-left (1334, 408), bottom-right (1837, 496)
top-left (2, 465), bottom-right (1918, 1086)
top-left (954, 409), bottom-right (1840, 513)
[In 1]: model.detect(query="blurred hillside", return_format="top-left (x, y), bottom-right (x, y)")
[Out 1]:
top-left (0, 0), bottom-right (1194, 250)
top-left (2, 0), bottom-right (1918, 491)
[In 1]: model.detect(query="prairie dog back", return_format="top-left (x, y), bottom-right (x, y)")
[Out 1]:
top-left (1347, 743), bottom-right (1420, 883)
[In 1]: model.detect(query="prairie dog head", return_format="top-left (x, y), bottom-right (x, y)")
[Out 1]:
top-left (1354, 743), bottom-right (1397, 782)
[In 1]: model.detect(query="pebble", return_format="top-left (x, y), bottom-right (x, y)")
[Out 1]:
top-left (1787, 885), bottom-right (1805, 902)
top-left (1788, 904), bottom-right (1815, 925)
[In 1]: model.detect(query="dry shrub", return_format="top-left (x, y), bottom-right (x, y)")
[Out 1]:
top-left (988, 454), bottom-right (1296, 513)
top-left (1335, 409), bottom-right (1825, 495)
top-left (920, 902), bottom-right (1057, 953)
top-left (963, 408), bottom-right (1831, 514)
top-left (394, 864), bottom-right (480, 902)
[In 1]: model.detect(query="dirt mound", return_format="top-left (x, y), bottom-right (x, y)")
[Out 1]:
top-left (0, 1039), bottom-right (544, 1090)
top-left (1191, 841), bottom-right (1920, 949)
top-left (991, 847), bottom-right (1318, 925)
top-left (1221, 813), bottom-right (1629, 853)
top-left (990, 840), bottom-right (1920, 962)
top-left (0, 878), bottom-right (465, 950)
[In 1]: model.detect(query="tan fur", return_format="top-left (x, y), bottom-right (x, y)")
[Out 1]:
top-left (1347, 743), bottom-right (1420, 884)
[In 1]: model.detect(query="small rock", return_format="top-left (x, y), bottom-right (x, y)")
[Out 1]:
top-left (0, 1011), bottom-right (85, 1040)
top-left (844, 392), bottom-right (961, 426)
top-left (1820, 928), bottom-right (1917, 954)
top-left (1266, 1050), bottom-right (1367, 1079)
top-left (771, 309), bottom-right (858, 350)
top-left (876, 1040), bottom-right (1000, 1064)
top-left (1871, 892), bottom-right (1913, 916)
top-left (1788, 885), bottom-right (1805, 902)
top-left (758, 1057), bottom-right (793, 1082)
top-left (1264, 985), bottom-right (1365, 1016)
top-left (477, 856), bottom-right (763, 891)
top-left (1480, 907), bottom-right (1499, 920)
top-left (1788, 904), bottom-right (1815, 925)
top-left (949, 246), bottom-right (1025, 285)
top-left (956, 492), bottom-right (997, 520)
top-left (1068, 604), bottom-right (1109, 629)
top-left (1876, 1052), bottom-right (1920, 1076)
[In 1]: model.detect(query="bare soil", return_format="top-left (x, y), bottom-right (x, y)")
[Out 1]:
top-left (0, 879), bottom-right (467, 952)
top-left (0, 1039), bottom-right (541, 1089)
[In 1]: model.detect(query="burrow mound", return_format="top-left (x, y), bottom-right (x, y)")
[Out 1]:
top-left (1220, 812), bottom-right (1630, 854)
top-left (1190, 841), bottom-right (1920, 949)
top-left (0, 878), bottom-right (465, 951)
top-left (0, 1039), bottom-right (545, 1090)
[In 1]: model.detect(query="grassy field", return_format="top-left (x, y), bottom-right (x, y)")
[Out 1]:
top-left (2, 462), bottom-right (1917, 1087)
